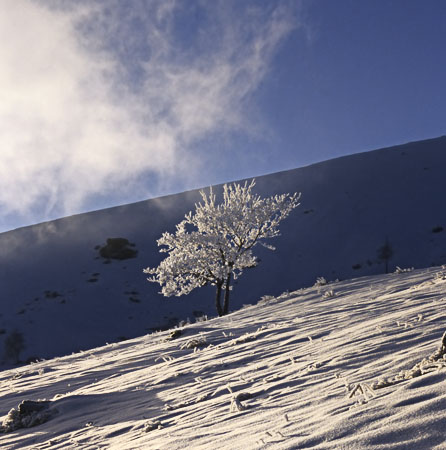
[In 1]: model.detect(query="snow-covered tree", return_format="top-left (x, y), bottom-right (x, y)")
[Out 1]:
top-left (144, 180), bottom-right (300, 316)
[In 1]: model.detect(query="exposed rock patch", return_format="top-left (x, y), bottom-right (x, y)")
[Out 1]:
top-left (98, 238), bottom-right (138, 260)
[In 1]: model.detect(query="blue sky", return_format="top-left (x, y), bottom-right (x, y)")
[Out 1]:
top-left (0, 0), bottom-right (445, 232)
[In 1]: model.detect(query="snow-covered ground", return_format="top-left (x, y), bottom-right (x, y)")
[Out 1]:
top-left (1, 136), bottom-right (446, 363)
top-left (1, 266), bottom-right (445, 449)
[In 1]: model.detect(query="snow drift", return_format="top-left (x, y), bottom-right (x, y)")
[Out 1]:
top-left (0, 266), bottom-right (445, 448)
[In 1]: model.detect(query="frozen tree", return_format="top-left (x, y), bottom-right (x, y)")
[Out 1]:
top-left (144, 180), bottom-right (300, 316)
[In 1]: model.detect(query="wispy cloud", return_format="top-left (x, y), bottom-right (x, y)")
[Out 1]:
top-left (0, 0), bottom-right (299, 228)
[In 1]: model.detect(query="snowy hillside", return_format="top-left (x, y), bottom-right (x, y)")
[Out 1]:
top-left (0, 136), bottom-right (446, 362)
top-left (1, 266), bottom-right (445, 449)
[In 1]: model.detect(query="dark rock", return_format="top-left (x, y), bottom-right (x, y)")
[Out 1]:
top-left (2, 400), bottom-right (52, 432)
top-left (18, 400), bottom-right (50, 415)
top-left (98, 238), bottom-right (138, 260)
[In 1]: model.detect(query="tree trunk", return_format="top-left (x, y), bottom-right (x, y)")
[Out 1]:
top-left (223, 272), bottom-right (231, 315)
top-left (215, 281), bottom-right (223, 317)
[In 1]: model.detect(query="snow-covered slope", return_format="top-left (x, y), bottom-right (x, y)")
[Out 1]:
top-left (1, 266), bottom-right (446, 449)
top-left (1, 136), bottom-right (446, 362)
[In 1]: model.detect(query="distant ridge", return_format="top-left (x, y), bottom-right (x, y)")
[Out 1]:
top-left (1, 136), bottom-right (445, 362)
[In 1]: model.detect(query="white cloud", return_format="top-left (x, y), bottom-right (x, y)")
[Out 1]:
top-left (0, 0), bottom-right (299, 226)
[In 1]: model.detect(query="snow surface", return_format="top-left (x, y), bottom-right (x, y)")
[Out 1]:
top-left (1, 266), bottom-right (446, 449)
top-left (0, 136), bottom-right (446, 362)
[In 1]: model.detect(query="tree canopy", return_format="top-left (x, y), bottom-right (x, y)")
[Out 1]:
top-left (144, 180), bottom-right (300, 316)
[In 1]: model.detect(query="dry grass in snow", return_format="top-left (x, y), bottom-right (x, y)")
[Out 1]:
top-left (1, 266), bottom-right (446, 449)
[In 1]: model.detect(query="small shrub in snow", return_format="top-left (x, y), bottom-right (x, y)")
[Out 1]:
top-left (1, 400), bottom-right (52, 432)
top-left (177, 318), bottom-right (191, 327)
top-left (314, 277), bottom-right (339, 290)
top-left (144, 420), bottom-right (163, 432)
top-left (155, 354), bottom-right (174, 363)
top-left (348, 383), bottom-right (375, 401)
top-left (228, 390), bottom-right (252, 412)
top-left (195, 314), bottom-right (208, 323)
top-left (180, 336), bottom-right (207, 350)
top-left (165, 329), bottom-right (182, 341)
top-left (231, 332), bottom-right (258, 346)
top-left (373, 330), bottom-right (446, 389)
top-left (433, 271), bottom-right (446, 281)
top-left (314, 276), bottom-right (328, 287)
top-left (258, 295), bottom-right (274, 305)
top-left (230, 395), bottom-right (247, 412)
top-left (394, 266), bottom-right (414, 274)
top-left (322, 289), bottom-right (335, 299)
top-left (222, 331), bottom-right (234, 338)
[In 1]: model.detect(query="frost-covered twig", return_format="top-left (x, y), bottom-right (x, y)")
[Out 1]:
top-left (155, 354), bottom-right (174, 362)
top-left (314, 276), bottom-right (339, 288)
top-left (394, 266), bottom-right (414, 274)
top-left (314, 276), bottom-right (328, 287)
top-left (229, 392), bottom-right (252, 412)
top-left (348, 383), bottom-right (375, 400)
top-left (258, 295), bottom-right (275, 305)
top-left (180, 336), bottom-right (207, 350)
top-left (230, 396), bottom-right (247, 412)
top-left (231, 332), bottom-right (258, 346)
top-left (322, 289), bottom-right (335, 299)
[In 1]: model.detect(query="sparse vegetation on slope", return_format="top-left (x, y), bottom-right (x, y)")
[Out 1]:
top-left (1, 266), bottom-right (445, 449)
